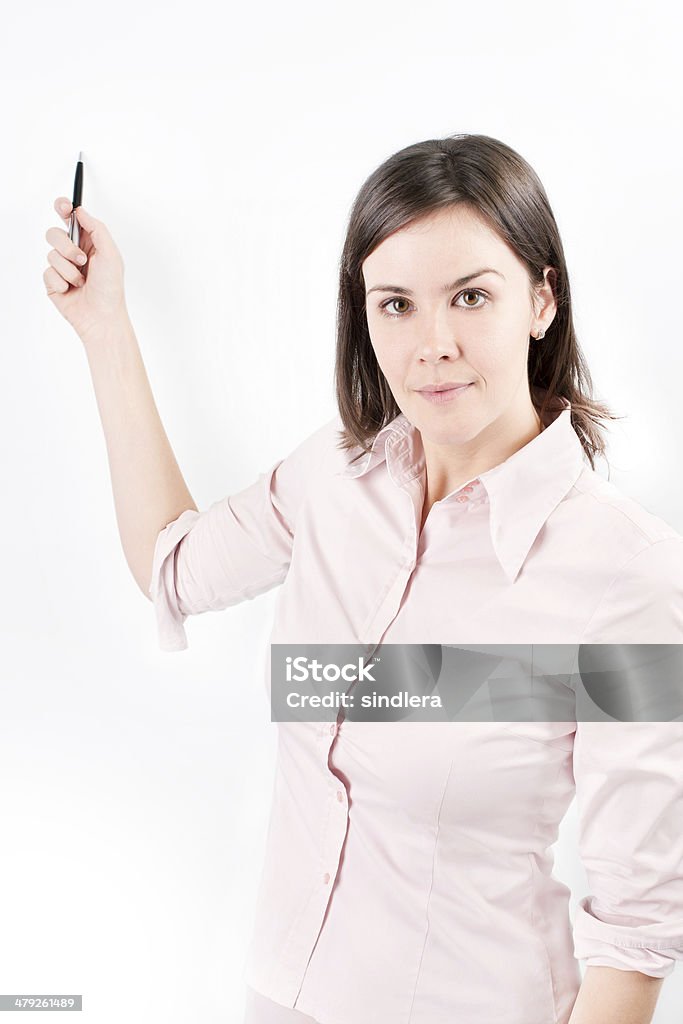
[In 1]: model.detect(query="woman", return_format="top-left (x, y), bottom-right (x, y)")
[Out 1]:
top-left (44, 134), bottom-right (683, 1024)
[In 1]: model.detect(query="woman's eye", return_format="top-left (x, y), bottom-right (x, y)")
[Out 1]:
top-left (379, 297), bottom-right (412, 317)
top-left (458, 289), bottom-right (487, 308)
top-left (378, 289), bottom-right (487, 318)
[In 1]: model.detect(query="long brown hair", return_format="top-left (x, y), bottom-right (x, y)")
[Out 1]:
top-left (333, 133), bottom-right (623, 472)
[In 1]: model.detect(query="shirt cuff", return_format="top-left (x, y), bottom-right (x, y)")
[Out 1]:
top-left (573, 895), bottom-right (683, 978)
top-left (148, 509), bottom-right (202, 652)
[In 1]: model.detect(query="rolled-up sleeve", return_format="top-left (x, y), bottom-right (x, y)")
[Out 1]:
top-left (572, 722), bottom-right (683, 977)
top-left (148, 416), bottom-right (338, 652)
top-left (572, 536), bottom-right (683, 977)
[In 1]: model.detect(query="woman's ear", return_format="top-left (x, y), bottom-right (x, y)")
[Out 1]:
top-left (533, 266), bottom-right (558, 328)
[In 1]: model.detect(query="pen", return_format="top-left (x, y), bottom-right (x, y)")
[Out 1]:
top-left (68, 151), bottom-right (84, 248)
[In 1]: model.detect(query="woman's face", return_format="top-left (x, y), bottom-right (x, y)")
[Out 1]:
top-left (361, 204), bottom-right (556, 449)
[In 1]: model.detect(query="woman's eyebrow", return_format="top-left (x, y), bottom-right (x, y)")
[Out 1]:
top-left (366, 267), bottom-right (506, 297)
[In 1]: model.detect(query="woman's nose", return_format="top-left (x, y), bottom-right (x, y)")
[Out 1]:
top-left (417, 329), bottom-right (463, 362)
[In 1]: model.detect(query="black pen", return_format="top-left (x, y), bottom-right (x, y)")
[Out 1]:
top-left (68, 151), bottom-right (84, 247)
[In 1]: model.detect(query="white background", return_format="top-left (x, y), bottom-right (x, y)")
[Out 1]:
top-left (1, 0), bottom-right (682, 1020)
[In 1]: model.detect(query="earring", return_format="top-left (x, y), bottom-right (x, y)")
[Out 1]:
top-left (535, 328), bottom-right (545, 340)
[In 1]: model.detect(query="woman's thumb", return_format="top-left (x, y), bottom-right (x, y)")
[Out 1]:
top-left (75, 205), bottom-right (109, 248)
top-left (75, 205), bottom-right (96, 229)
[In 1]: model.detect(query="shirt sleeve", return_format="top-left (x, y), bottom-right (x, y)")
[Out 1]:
top-left (572, 536), bottom-right (683, 977)
top-left (148, 415), bottom-right (338, 652)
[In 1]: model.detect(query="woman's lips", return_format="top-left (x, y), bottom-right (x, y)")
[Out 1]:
top-left (417, 383), bottom-right (474, 404)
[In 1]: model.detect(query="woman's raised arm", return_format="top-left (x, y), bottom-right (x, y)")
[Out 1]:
top-left (44, 200), bottom-right (198, 598)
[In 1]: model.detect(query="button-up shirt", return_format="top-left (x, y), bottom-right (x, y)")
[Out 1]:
top-left (149, 393), bottom-right (683, 1024)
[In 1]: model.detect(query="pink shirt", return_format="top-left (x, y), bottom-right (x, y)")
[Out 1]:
top-left (149, 394), bottom-right (683, 1024)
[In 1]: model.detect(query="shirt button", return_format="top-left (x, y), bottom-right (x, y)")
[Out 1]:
top-left (456, 495), bottom-right (468, 503)
top-left (336, 790), bottom-right (344, 802)
top-left (322, 872), bottom-right (331, 884)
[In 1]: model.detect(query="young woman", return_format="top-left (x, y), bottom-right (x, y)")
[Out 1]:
top-left (45, 134), bottom-right (683, 1024)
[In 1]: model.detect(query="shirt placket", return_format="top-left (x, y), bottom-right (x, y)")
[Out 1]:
top-left (291, 446), bottom-right (488, 1007)
top-left (286, 719), bottom-right (350, 1006)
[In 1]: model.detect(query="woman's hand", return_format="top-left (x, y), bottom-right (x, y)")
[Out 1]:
top-left (44, 198), bottom-right (128, 342)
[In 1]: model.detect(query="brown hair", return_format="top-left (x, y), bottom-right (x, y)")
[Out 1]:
top-left (333, 133), bottom-right (623, 472)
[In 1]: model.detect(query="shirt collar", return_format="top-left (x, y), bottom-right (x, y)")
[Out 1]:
top-left (336, 391), bottom-right (587, 584)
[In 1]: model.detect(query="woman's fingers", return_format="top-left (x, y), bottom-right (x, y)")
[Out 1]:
top-left (45, 224), bottom-right (88, 266)
top-left (51, 198), bottom-right (93, 258)
top-left (43, 264), bottom-right (72, 296)
top-left (55, 197), bottom-right (72, 223)
top-left (45, 247), bottom-right (86, 288)
top-left (46, 195), bottom-right (88, 289)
